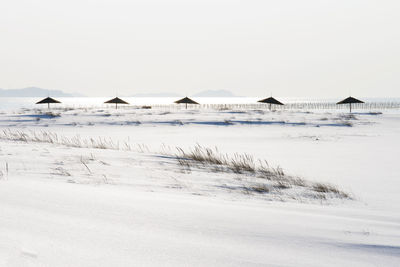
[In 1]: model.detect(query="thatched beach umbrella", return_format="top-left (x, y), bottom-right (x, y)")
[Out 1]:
top-left (337, 96), bottom-right (364, 113)
top-left (36, 97), bottom-right (61, 109)
top-left (104, 97), bottom-right (129, 109)
top-left (174, 97), bottom-right (199, 109)
top-left (258, 97), bottom-right (284, 110)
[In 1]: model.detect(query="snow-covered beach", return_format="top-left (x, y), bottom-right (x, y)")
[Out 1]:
top-left (0, 102), bottom-right (399, 266)
top-left (3, 0), bottom-right (400, 264)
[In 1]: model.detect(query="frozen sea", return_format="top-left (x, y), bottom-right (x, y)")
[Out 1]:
top-left (0, 97), bottom-right (399, 266)
top-left (1, 96), bottom-right (400, 110)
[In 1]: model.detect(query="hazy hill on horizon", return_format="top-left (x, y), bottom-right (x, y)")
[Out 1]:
top-left (192, 89), bottom-right (238, 97)
top-left (131, 89), bottom-right (238, 98)
top-left (129, 92), bottom-right (181, 97)
top-left (0, 87), bottom-right (238, 98)
top-left (2, 88), bottom-right (399, 101)
top-left (0, 87), bottom-right (83, 97)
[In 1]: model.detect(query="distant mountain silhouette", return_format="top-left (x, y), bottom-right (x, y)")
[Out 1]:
top-left (0, 87), bottom-right (83, 97)
top-left (0, 87), bottom-right (238, 97)
top-left (130, 92), bottom-right (181, 97)
top-left (130, 90), bottom-right (237, 97)
top-left (193, 90), bottom-right (237, 97)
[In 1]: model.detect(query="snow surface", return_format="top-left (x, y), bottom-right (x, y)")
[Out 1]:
top-left (0, 106), bottom-right (399, 266)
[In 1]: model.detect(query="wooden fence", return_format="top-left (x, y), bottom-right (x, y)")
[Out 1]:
top-left (146, 102), bottom-right (400, 111)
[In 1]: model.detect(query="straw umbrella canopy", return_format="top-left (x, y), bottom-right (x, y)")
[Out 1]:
top-left (174, 97), bottom-right (199, 109)
top-left (36, 97), bottom-right (61, 109)
top-left (257, 97), bottom-right (284, 110)
top-left (104, 97), bottom-right (129, 109)
top-left (337, 96), bottom-right (364, 113)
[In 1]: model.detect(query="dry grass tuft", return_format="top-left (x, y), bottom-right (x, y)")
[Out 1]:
top-left (0, 129), bottom-right (352, 202)
top-left (0, 129), bottom-right (123, 151)
top-left (175, 145), bottom-right (257, 174)
top-left (174, 145), bottom-right (351, 200)
top-left (247, 184), bottom-right (270, 194)
top-left (311, 182), bottom-right (350, 198)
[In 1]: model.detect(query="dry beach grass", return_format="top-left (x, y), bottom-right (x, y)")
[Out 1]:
top-left (174, 145), bottom-right (351, 199)
top-left (0, 128), bottom-right (351, 202)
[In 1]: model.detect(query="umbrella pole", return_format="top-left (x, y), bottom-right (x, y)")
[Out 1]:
top-left (269, 103), bottom-right (271, 110)
top-left (48, 103), bottom-right (50, 109)
top-left (350, 103), bottom-right (352, 113)
top-left (116, 103), bottom-right (118, 110)
top-left (186, 103), bottom-right (187, 109)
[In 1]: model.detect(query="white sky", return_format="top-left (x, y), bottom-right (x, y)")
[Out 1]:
top-left (1, 0), bottom-right (399, 97)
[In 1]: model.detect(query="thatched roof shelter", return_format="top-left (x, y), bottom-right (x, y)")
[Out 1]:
top-left (36, 97), bottom-right (61, 109)
top-left (257, 97), bottom-right (284, 110)
top-left (337, 96), bottom-right (364, 113)
top-left (174, 97), bottom-right (199, 109)
top-left (104, 97), bottom-right (129, 109)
